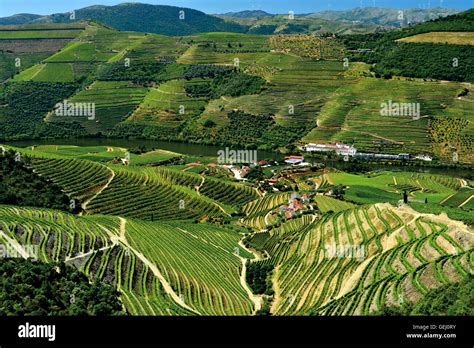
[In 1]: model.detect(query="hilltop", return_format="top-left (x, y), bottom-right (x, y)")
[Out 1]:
top-left (217, 6), bottom-right (460, 34)
top-left (219, 10), bottom-right (273, 19)
top-left (19, 3), bottom-right (247, 36)
top-left (0, 13), bottom-right (43, 25)
top-left (1, 4), bottom-right (458, 36)
top-left (307, 6), bottom-right (459, 26)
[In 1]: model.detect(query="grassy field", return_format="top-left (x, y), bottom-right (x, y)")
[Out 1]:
top-left (326, 171), bottom-right (460, 205)
top-left (399, 32), bottom-right (474, 45)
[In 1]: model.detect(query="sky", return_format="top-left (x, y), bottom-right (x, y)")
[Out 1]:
top-left (1, 0), bottom-right (473, 17)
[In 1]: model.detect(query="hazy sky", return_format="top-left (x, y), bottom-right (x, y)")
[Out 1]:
top-left (1, 0), bottom-right (473, 17)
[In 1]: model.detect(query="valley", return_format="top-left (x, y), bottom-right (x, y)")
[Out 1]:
top-left (0, 2), bottom-right (473, 319)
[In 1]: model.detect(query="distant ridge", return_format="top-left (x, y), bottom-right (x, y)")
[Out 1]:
top-left (3, 3), bottom-right (247, 36)
top-left (0, 4), bottom-right (464, 35)
top-left (0, 13), bottom-right (43, 26)
top-left (306, 7), bottom-right (459, 26)
top-left (219, 10), bottom-right (272, 19)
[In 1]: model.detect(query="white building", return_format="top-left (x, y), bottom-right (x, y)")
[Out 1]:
top-left (302, 143), bottom-right (357, 156)
top-left (415, 155), bottom-right (433, 162)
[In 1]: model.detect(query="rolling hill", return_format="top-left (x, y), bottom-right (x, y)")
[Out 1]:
top-left (23, 3), bottom-right (247, 36)
top-left (1, 8), bottom-right (473, 163)
top-left (0, 143), bottom-right (472, 316)
top-left (219, 10), bottom-right (273, 19)
top-left (307, 6), bottom-right (459, 26)
top-left (0, 13), bottom-right (43, 25)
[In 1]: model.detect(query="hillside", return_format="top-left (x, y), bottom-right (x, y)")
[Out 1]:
top-left (307, 7), bottom-right (459, 26)
top-left (219, 13), bottom-right (385, 35)
top-left (0, 13), bottom-right (43, 25)
top-left (0, 144), bottom-right (472, 316)
top-left (30, 3), bottom-right (247, 36)
top-left (0, 5), bottom-right (464, 36)
top-left (1, 17), bottom-right (473, 163)
top-left (343, 8), bottom-right (474, 88)
top-left (220, 10), bottom-right (272, 19)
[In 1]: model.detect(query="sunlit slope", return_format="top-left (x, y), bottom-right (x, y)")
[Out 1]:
top-left (303, 77), bottom-right (474, 162)
top-left (8, 145), bottom-right (256, 220)
top-left (0, 205), bottom-right (256, 315)
top-left (249, 203), bottom-right (474, 315)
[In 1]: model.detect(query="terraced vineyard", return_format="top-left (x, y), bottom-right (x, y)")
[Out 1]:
top-left (243, 193), bottom-right (292, 216)
top-left (1, 137), bottom-right (473, 318)
top-left (8, 146), bottom-right (263, 220)
top-left (314, 195), bottom-right (355, 213)
top-left (45, 81), bottom-right (148, 134)
top-left (200, 177), bottom-right (258, 207)
top-left (441, 188), bottom-right (474, 208)
top-left (1, 19), bottom-right (472, 160)
top-left (31, 157), bottom-right (112, 203)
top-left (127, 79), bottom-right (207, 127)
top-left (1, 6), bottom-right (473, 321)
top-left (304, 78), bottom-right (471, 156)
top-left (86, 169), bottom-right (223, 221)
top-left (126, 219), bottom-right (255, 315)
top-left (0, 205), bottom-right (255, 315)
top-left (249, 203), bottom-right (474, 315)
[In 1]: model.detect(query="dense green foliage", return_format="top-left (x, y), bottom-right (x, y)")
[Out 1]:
top-left (0, 13), bottom-right (43, 25)
top-left (45, 3), bottom-right (247, 36)
top-left (408, 9), bottom-right (474, 34)
top-left (374, 43), bottom-right (474, 82)
top-left (343, 9), bottom-right (474, 82)
top-left (248, 25), bottom-right (278, 35)
top-left (34, 121), bottom-right (89, 138)
top-left (0, 82), bottom-right (78, 139)
top-left (411, 202), bottom-right (474, 227)
top-left (210, 72), bottom-right (266, 98)
top-left (0, 258), bottom-right (125, 315)
top-left (214, 111), bottom-right (273, 147)
top-left (96, 62), bottom-right (185, 83)
top-left (0, 52), bottom-right (51, 82)
top-left (246, 262), bottom-right (274, 295)
top-left (185, 82), bottom-right (212, 98)
top-left (377, 275), bottom-right (474, 316)
top-left (182, 64), bottom-right (235, 79)
top-left (185, 71), bottom-right (265, 98)
top-left (0, 151), bottom-right (71, 211)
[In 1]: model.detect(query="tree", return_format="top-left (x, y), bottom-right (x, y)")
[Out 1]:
top-left (203, 119), bottom-right (216, 128)
top-left (0, 258), bottom-right (126, 316)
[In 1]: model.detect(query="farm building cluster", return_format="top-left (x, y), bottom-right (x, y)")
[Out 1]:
top-left (299, 143), bottom-right (433, 161)
top-left (278, 193), bottom-right (311, 220)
